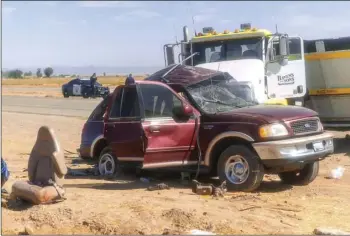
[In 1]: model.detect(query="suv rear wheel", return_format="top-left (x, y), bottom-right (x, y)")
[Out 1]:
top-left (278, 161), bottom-right (319, 185)
top-left (217, 145), bottom-right (264, 192)
top-left (98, 147), bottom-right (121, 176)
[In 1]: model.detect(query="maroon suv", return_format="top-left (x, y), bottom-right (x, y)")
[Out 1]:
top-left (97, 65), bottom-right (334, 192)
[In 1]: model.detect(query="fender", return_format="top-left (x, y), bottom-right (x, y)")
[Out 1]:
top-left (203, 131), bottom-right (255, 166)
top-left (90, 134), bottom-right (105, 158)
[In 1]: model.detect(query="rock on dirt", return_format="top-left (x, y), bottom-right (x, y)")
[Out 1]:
top-left (314, 227), bottom-right (350, 235)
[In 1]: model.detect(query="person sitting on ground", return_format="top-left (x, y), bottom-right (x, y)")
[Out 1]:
top-left (125, 73), bottom-right (135, 85)
top-left (1, 157), bottom-right (10, 193)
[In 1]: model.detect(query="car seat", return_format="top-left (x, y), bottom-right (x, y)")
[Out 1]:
top-left (11, 126), bottom-right (67, 205)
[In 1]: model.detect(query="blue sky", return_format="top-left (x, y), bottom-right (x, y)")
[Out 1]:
top-left (2, 1), bottom-right (350, 69)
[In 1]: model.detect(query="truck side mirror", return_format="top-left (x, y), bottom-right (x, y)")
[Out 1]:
top-left (165, 46), bottom-right (175, 66)
top-left (279, 35), bottom-right (289, 57)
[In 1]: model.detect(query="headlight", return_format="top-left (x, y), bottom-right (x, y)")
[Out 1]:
top-left (259, 123), bottom-right (289, 138)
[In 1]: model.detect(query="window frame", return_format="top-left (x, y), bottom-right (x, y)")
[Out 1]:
top-left (138, 83), bottom-right (185, 121)
top-left (88, 95), bottom-right (109, 121)
top-left (108, 85), bottom-right (143, 121)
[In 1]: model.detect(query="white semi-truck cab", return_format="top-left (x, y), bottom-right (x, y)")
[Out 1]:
top-left (164, 23), bottom-right (307, 106)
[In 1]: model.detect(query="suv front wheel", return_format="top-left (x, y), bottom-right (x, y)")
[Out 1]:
top-left (217, 145), bottom-right (264, 192)
top-left (98, 147), bottom-right (121, 176)
top-left (278, 161), bottom-right (319, 185)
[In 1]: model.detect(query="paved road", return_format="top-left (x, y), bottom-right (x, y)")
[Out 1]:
top-left (2, 95), bottom-right (102, 118)
top-left (3, 87), bottom-right (61, 92)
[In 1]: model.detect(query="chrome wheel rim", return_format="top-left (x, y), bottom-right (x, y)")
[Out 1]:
top-left (99, 153), bottom-right (115, 176)
top-left (225, 155), bottom-right (249, 184)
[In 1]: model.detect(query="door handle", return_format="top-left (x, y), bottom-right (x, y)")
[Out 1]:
top-left (107, 123), bottom-right (115, 128)
top-left (149, 125), bottom-right (160, 133)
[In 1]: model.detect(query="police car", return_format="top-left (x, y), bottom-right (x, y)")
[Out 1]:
top-left (61, 78), bottom-right (110, 98)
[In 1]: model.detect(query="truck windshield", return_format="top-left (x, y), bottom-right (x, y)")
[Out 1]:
top-left (186, 79), bottom-right (258, 114)
top-left (191, 37), bottom-right (263, 66)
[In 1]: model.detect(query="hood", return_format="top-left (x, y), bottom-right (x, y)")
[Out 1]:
top-left (195, 59), bottom-right (266, 103)
top-left (218, 105), bottom-right (318, 123)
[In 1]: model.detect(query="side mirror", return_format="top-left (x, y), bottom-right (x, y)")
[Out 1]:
top-left (183, 105), bottom-right (194, 116)
top-left (165, 46), bottom-right (175, 66)
top-left (172, 104), bottom-right (193, 120)
top-left (279, 35), bottom-right (289, 57)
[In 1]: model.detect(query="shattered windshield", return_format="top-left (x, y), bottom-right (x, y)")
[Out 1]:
top-left (186, 79), bottom-right (257, 114)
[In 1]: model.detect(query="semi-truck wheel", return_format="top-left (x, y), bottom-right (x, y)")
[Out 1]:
top-left (217, 145), bottom-right (264, 192)
top-left (98, 147), bottom-right (122, 177)
top-left (278, 161), bottom-right (319, 185)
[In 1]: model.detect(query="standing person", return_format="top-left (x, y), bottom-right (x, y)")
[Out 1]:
top-left (90, 73), bottom-right (97, 96)
top-left (125, 73), bottom-right (135, 85)
top-left (1, 158), bottom-right (10, 192)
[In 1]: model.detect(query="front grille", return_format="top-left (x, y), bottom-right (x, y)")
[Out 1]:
top-left (290, 118), bottom-right (319, 135)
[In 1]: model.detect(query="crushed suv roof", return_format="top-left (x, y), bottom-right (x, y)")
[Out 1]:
top-left (145, 64), bottom-right (234, 87)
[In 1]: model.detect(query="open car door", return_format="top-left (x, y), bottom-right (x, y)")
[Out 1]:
top-left (138, 83), bottom-right (198, 169)
top-left (104, 85), bottom-right (144, 162)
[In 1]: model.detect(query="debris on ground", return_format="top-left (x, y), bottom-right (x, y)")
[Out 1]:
top-left (67, 165), bottom-right (99, 177)
top-left (314, 227), bottom-right (350, 235)
top-left (328, 167), bottom-right (345, 179)
top-left (191, 180), bottom-right (213, 195)
top-left (189, 229), bottom-right (216, 235)
top-left (212, 181), bottom-right (227, 198)
top-left (147, 183), bottom-right (170, 191)
top-left (67, 168), bottom-right (89, 176)
top-left (191, 180), bottom-right (227, 198)
top-left (140, 177), bottom-right (150, 183)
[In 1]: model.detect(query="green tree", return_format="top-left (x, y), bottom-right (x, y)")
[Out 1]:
top-left (24, 71), bottom-right (33, 77)
top-left (36, 68), bottom-right (42, 78)
top-left (7, 69), bottom-right (23, 79)
top-left (44, 67), bottom-right (54, 77)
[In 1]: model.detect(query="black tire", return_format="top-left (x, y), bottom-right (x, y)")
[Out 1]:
top-left (82, 90), bottom-right (89, 98)
top-left (98, 147), bottom-right (122, 176)
top-left (278, 161), bottom-right (319, 185)
top-left (63, 90), bottom-right (69, 98)
top-left (217, 145), bottom-right (264, 192)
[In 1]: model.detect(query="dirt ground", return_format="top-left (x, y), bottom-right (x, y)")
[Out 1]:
top-left (2, 111), bottom-right (350, 235)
